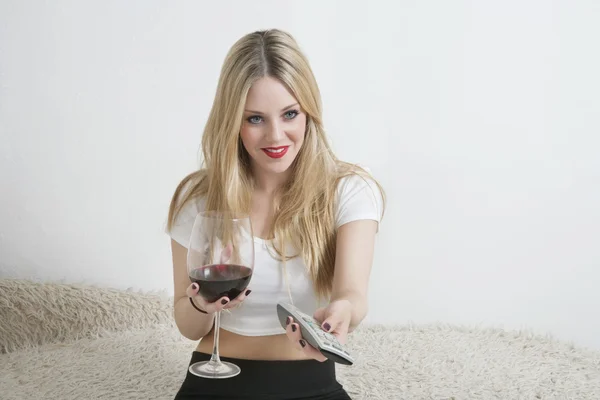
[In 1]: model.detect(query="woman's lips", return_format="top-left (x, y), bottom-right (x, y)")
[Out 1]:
top-left (261, 146), bottom-right (289, 159)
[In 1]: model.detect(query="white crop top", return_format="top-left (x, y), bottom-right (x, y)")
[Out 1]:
top-left (167, 171), bottom-right (383, 336)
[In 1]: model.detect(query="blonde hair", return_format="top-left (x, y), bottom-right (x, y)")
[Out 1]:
top-left (167, 29), bottom-right (385, 299)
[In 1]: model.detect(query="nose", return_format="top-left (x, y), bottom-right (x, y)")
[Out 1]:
top-left (265, 120), bottom-right (284, 142)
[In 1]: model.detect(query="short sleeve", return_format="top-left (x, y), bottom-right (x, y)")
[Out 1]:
top-left (165, 183), bottom-right (204, 248)
top-left (335, 171), bottom-right (384, 231)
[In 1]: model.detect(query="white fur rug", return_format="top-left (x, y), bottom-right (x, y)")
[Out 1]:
top-left (1, 279), bottom-right (599, 399)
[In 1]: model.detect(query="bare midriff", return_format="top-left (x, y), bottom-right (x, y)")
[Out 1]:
top-left (196, 326), bottom-right (311, 361)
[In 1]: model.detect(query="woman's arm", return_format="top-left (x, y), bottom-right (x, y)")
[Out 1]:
top-left (329, 219), bottom-right (379, 332)
top-left (286, 219), bottom-right (379, 359)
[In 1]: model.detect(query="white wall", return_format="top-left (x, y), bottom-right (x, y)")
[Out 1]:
top-left (1, 1), bottom-right (599, 350)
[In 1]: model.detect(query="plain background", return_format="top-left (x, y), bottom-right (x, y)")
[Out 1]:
top-left (1, 1), bottom-right (599, 350)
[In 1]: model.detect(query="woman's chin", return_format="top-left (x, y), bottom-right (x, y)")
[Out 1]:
top-left (255, 161), bottom-right (294, 176)
top-left (266, 165), bottom-right (293, 175)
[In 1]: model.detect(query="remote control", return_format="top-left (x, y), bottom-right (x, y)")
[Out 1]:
top-left (276, 302), bottom-right (354, 365)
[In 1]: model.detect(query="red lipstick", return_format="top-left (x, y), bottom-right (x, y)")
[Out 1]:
top-left (261, 146), bottom-right (289, 159)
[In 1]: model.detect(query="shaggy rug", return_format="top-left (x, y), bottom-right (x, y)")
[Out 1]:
top-left (1, 279), bottom-right (599, 399)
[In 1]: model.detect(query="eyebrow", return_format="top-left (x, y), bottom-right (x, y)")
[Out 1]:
top-left (244, 103), bottom-right (299, 115)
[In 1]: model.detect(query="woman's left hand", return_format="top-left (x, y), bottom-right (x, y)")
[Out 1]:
top-left (285, 299), bottom-right (352, 362)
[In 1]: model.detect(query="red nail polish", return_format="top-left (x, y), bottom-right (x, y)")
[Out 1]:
top-left (221, 299), bottom-right (229, 305)
top-left (292, 324), bottom-right (297, 332)
top-left (286, 317), bottom-right (292, 325)
top-left (245, 289), bottom-right (252, 296)
top-left (323, 322), bottom-right (331, 332)
top-left (299, 340), bottom-right (306, 348)
top-left (192, 283), bottom-right (198, 291)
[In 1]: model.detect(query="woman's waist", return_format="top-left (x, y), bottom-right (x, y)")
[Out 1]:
top-left (197, 328), bottom-right (310, 361)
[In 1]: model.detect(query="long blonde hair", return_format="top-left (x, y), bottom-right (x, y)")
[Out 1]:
top-left (167, 29), bottom-right (385, 299)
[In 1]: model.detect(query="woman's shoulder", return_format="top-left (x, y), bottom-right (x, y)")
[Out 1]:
top-left (334, 164), bottom-right (385, 229)
top-left (174, 171), bottom-right (207, 208)
top-left (166, 172), bottom-right (207, 247)
top-left (335, 165), bottom-right (383, 199)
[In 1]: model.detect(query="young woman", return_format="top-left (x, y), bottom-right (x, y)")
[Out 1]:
top-left (166, 29), bottom-right (385, 400)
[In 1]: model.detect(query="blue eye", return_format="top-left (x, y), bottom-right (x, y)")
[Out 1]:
top-left (284, 110), bottom-right (299, 120)
top-left (247, 115), bottom-right (263, 124)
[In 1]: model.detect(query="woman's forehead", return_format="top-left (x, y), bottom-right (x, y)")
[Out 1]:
top-left (244, 77), bottom-right (298, 112)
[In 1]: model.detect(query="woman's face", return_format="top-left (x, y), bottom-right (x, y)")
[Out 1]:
top-left (240, 76), bottom-right (306, 179)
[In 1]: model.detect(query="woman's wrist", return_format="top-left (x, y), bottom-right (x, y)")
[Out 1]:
top-left (173, 296), bottom-right (215, 341)
top-left (330, 293), bottom-right (367, 332)
top-left (189, 297), bottom-right (210, 314)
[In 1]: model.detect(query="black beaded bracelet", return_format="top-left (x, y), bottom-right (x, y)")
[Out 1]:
top-left (189, 297), bottom-right (208, 314)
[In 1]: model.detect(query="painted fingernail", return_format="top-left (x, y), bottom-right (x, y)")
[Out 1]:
top-left (221, 299), bottom-right (229, 305)
top-left (286, 317), bottom-right (292, 325)
top-left (299, 340), bottom-right (306, 348)
top-left (292, 324), bottom-right (297, 332)
top-left (323, 322), bottom-right (331, 331)
top-left (191, 283), bottom-right (199, 291)
top-left (245, 289), bottom-right (252, 296)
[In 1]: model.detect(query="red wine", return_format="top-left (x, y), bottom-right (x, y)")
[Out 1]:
top-left (189, 264), bottom-right (252, 303)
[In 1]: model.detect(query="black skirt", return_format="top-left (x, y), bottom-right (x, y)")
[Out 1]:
top-left (174, 351), bottom-right (352, 400)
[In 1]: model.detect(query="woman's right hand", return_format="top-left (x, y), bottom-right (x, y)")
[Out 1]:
top-left (186, 282), bottom-right (252, 314)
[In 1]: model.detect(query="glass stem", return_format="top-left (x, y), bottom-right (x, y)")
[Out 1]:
top-left (210, 310), bottom-right (222, 364)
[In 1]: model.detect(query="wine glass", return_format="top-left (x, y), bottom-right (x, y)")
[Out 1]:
top-left (186, 211), bottom-right (255, 379)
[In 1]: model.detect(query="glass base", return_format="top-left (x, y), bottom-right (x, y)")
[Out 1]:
top-left (189, 360), bottom-right (241, 379)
